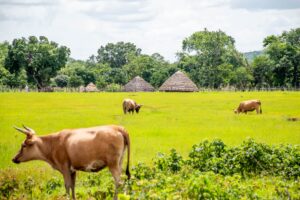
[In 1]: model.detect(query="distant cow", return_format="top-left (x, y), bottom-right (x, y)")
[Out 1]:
top-left (234, 99), bottom-right (262, 114)
top-left (12, 125), bottom-right (130, 200)
top-left (123, 98), bottom-right (142, 114)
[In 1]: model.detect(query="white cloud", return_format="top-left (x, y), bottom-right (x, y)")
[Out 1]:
top-left (0, 0), bottom-right (299, 62)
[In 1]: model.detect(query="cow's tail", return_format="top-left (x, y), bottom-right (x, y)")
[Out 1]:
top-left (119, 127), bottom-right (131, 179)
top-left (257, 100), bottom-right (262, 114)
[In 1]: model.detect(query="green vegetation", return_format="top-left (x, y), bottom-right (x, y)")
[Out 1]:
top-left (1, 28), bottom-right (299, 91)
top-left (4, 36), bottom-right (70, 90)
top-left (0, 139), bottom-right (299, 199)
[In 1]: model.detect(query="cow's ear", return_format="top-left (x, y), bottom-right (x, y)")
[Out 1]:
top-left (25, 139), bottom-right (35, 146)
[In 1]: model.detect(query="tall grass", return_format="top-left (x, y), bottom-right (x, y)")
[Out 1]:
top-left (0, 91), bottom-right (299, 169)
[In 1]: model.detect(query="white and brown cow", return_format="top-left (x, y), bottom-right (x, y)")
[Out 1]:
top-left (122, 98), bottom-right (142, 114)
top-left (12, 125), bottom-right (130, 199)
top-left (234, 99), bottom-right (262, 114)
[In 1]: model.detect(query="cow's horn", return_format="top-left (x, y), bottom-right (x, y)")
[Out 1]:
top-left (14, 126), bottom-right (29, 135)
top-left (22, 125), bottom-right (35, 134)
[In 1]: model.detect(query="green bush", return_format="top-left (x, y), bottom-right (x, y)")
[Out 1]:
top-left (1, 139), bottom-right (299, 199)
top-left (0, 172), bottom-right (19, 199)
top-left (154, 149), bottom-right (183, 173)
top-left (188, 138), bottom-right (300, 178)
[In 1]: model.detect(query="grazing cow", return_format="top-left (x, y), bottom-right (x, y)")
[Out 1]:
top-left (123, 98), bottom-right (142, 114)
top-left (234, 99), bottom-right (262, 114)
top-left (12, 125), bottom-right (130, 200)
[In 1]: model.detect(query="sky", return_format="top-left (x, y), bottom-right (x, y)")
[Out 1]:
top-left (0, 0), bottom-right (299, 62)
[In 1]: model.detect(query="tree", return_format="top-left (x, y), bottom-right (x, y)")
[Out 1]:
top-left (263, 28), bottom-right (300, 88)
top-left (232, 67), bottom-right (253, 90)
top-left (0, 41), bottom-right (27, 88)
top-left (123, 53), bottom-right (173, 88)
top-left (0, 42), bottom-right (9, 86)
top-left (59, 59), bottom-right (96, 86)
top-left (68, 75), bottom-right (84, 88)
top-left (5, 36), bottom-right (70, 90)
top-left (54, 74), bottom-right (70, 87)
top-left (106, 68), bottom-right (128, 85)
top-left (252, 55), bottom-right (274, 88)
top-left (95, 76), bottom-right (107, 90)
top-left (96, 42), bottom-right (141, 68)
top-left (178, 29), bottom-right (248, 88)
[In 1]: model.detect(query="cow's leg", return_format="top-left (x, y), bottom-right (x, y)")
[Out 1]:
top-left (62, 170), bottom-right (73, 199)
top-left (109, 164), bottom-right (122, 200)
top-left (70, 171), bottom-right (76, 200)
top-left (119, 153), bottom-right (124, 174)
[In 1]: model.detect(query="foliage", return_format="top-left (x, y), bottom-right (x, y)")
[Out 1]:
top-left (4, 36), bottom-right (70, 90)
top-left (68, 75), bottom-right (84, 87)
top-left (53, 75), bottom-right (70, 88)
top-left (60, 59), bottom-right (96, 86)
top-left (1, 27), bottom-right (299, 90)
top-left (263, 28), bottom-right (300, 88)
top-left (123, 53), bottom-right (174, 88)
top-left (231, 66), bottom-right (254, 90)
top-left (154, 149), bottom-right (184, 173)
top-left (0, 171), bottom-right (18, 199)
top-left (96, 42), bottom-right (141, 68)
top-left (1, 139), bottom-right (299, 199)
top-left (188, 139), bottom-right (300, 178)
top-left (178, 29), bottom-right (249, 88)
top-left (105, 83), bottom-right (122, 92)
top-left (252, 55), bottom-right (274, 88)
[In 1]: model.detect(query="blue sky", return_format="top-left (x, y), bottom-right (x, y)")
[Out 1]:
top-left (0, 0), bottom-right (299, 61)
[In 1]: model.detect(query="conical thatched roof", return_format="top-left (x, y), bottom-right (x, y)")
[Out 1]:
top-left (123, 76), bottom-right (155, 92)
top-left (85, 82), bottom-right (98, 92)
top-left (159, 71), bottom-right (198, 92)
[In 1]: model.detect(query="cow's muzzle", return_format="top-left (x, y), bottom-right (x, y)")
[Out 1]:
top-left (12, 158), bottom-right (20, 164)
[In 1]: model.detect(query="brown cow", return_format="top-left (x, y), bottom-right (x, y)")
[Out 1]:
top-left (234, 99), bottom-right (262, 114)
top-left (123, 98), bottom-right (142, 114)
top-left (12, 125), bottom-right (130, 200)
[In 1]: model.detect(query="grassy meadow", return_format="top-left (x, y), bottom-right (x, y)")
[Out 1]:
top-left (0, 91), bottom-right (299, 169)
top-left (0, 91), bottom-right (300, 199)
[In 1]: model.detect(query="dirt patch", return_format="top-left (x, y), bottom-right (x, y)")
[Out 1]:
top-left (287, 117), bottom-right (300, 122)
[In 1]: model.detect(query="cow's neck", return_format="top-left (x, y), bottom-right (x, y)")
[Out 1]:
top-left (37, 134), bottom-right (59, 169)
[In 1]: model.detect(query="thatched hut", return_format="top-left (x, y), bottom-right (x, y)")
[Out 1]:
top-left (85, 82), bottom-right (98, 92)
top-left (123, 76), bottom-right (155, 92)
top-left (159, 71), bottom-right (198, 92)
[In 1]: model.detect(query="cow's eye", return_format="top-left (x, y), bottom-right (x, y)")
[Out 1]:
top-left (22, 144), bottom-right (26, 148)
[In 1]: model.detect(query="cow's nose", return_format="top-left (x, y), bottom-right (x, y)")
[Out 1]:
top-left (12, 158), bottom-right (20, 164)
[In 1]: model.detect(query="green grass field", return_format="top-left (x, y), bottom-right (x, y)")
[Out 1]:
top-left (0, 91), bottom-right (299, 169)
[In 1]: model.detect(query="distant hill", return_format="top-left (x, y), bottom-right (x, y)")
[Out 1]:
top-left (243, 51), bottom-right (263, 62)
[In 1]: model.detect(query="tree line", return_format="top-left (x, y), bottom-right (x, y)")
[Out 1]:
top-left (0, 28), bottom-right (299, 91)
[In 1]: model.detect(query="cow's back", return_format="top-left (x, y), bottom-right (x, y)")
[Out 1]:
top-left (123, 99), bottom-right (135, 110)
top-left (240, 100), bottom-right (260, 111)
top-left (64, 125), bottom-right (125, 171)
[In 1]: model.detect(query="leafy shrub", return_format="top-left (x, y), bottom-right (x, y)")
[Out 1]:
top-left (131, 162), bottom-right (155, 180)
top-left (1, 139), bottom-right (299, 199)
top-left (0, 172), bottom-right (19, 199)
top-left (188, 138), bottom-right (300, 178)
top-left (105, 83), bottom-right (122, 92)
top-left (45, 177), bottom-right (62, 194)
top-left (154, 149), bottom-right (183, 172)
top-left (188, 139), bottom-right (226, 173)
